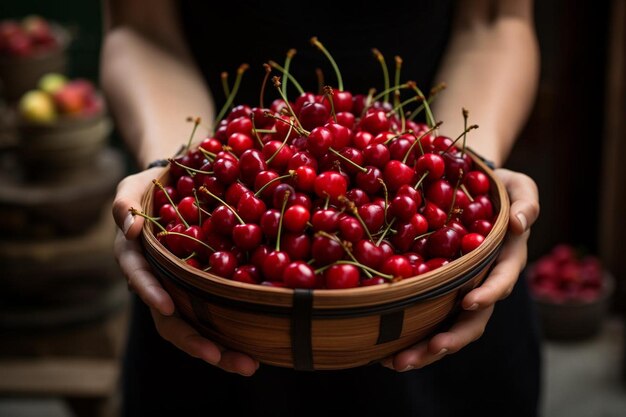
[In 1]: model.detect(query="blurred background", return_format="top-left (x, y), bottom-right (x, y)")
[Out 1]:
top-left (0, 1), bottom-right (624, 416)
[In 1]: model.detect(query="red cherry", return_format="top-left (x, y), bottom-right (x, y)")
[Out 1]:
top-left (311, 236), bottom-right (344, 265)
top-left (422, 201), bottom-right (448, 230)
top-left (227, 133), bottom-right (254, 157)
top-left (232, 265), bottom-right (261, 284)
top-left (213, 158), bottom-right (240, 185)
top-left (262, 251), bottom-right (291, 281)
top-left (363, 143), bottom-right (390, 168)
top-left (307, 126), bottom-right (334, 158)
top-left (325, 264), bottom-right (360, 289)
top-left (355, 166), bottom-right (383, 195)
top-left (380, 255), bottom-right (414, 278)
top-left (426, 227), bottom-right (461, 259)
top-left (311, 209), bottom-right (340, 232)
top-left (232, 223), bottom-right (263, 251)
top-left (209, 251), bottom-right (238, 278)
top-left (299, 101), bottom-right (329, 131)
top-left (461, 233), bottom-right (485, 254)
top-left (260, 209), bottom-right (281, 239)
top-left (383, 160), bottom-right (414, 191)
top-left (292, 166), bottom-right (317, 192)
top-left (177, 196), bottom-right (200, 225)
top-left (360, 110), bottom-right (390, 134)
top-left (283, 205), bottom-right (310, 233)
top-left (236, 193), bottom-right (266, 223)
top-left (464, 171), bottom-right (491, 196)
top-left (469, 219), bottom-right (493, 236)
top-left (239, 149), bottom-right (268, 184)
top-left (338, 216), bottom-right (365, 243)
top-left (415, 153), bottom-right (445, 180)
top-left (314, 171), bottom-right (347, 203)
top-left (280, 233), bottom-right (311, 260)
top-left (353, 239), bottom-right (385, 269)
top-left (283, 261), bottom-right (317, 289)
top-left (390, 195), bottom-right (418, 222)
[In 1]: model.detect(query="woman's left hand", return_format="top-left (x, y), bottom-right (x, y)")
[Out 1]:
top-left (381, 168), bottom-right (540, 371)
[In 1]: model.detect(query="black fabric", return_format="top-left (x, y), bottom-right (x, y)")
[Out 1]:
top-left (122, 277), bottom-right (541, 417)
top-left (178, 0), bottom-right (457, 109)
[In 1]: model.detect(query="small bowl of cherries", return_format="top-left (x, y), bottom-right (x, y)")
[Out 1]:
top-left (527, 244), bottom-right (615, 341)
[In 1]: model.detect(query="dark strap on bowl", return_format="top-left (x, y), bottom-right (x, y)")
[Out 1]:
top-left (291, 289), bottom-right (314, 371)
top-left (376, 310), bottom-right (405, 344)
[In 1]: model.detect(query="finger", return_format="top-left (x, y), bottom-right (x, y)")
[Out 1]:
top-left (112, 168), bottom-right (164, 239)
top-left (151, 309), bottom-right (259, 377)
top-left (116, 230), bottom-right (175, 316)
top-left (150, 308), bottom-right (221, 365)
top-left (390, 306), bottom-right (494, 371)
top-left (462, 230), bottom-right (529, 309)
top-left (217, 350), bottom-right (260, 377)
top-left (495, 169), bottom-right (540, 235)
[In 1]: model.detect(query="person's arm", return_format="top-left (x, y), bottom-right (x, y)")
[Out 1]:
top-left (102, 0), bottom-right (258, 376)
top-left (382, 0), bottom-right (541, 371)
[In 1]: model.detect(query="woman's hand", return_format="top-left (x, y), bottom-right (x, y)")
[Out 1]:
top-left (381, 168), bottom-right (540, 371)
top-left (112, 168), bottom-right (259, 376)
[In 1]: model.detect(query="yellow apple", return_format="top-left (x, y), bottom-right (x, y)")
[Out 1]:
top-left (18, 90), bottom-right (57, 123)
top-left (38, 73), bottom-right (67, 95)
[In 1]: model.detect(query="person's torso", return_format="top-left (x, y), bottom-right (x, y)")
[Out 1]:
top-left (179, 0), bottom-right (456, 108)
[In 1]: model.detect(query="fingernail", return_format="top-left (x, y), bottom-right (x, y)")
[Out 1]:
top-left (466, 303), bottom-right (478, 311)
top-left (400, 365), bottom-right (414, 372)
top-left (380, 358), bottom-right (393, 369)
top-left (436, 348), bottom-right (448, 356)
top-left (123, 213), bottom-right (135, 235)
top-left (516, 213), bottom-right (528, 232)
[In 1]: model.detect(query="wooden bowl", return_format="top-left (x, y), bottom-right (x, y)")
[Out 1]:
top-left (16, 99), bottom-right (112, 181)
top-left (141, 151), bottom-right (510, 370)
top-left (0, 23), bottom-right (69, 102)
top-left (531, 272), bottom-right (615, 341)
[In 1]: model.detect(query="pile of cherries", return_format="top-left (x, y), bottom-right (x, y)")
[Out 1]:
top-left (138, 41), bottom-right (498, 289)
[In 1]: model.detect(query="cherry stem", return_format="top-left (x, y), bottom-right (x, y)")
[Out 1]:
top-left (264, 111), bottom-right (309, 136)
top-left (409, 82), bottom-right (436, 128)
top-left (198, 147), bottom-right (216, 161)
top-left (130, 207), bottom-right (167, 233)
top-left (259, 63), bottom-right (272, 109)
top-left (185, 117), bottom-right (201, 152)
top-left (316, 68), bottom-right (325, 95)
top-left (182, 252), bottom-right (197, 262)
top-left (387, 96), bottom-right (423, 118)
top-left (341, 197), bottom-right (375, 243)
top-left (193, 188), bottom-right (202, 225)
top-left (220, 72), bottom-right (231, 107)
top-left (335, 260), bottom-right (394, 280)
top-left (268, 59), bottom-right (305, 97)
top-left (212, 63), bottom-right (249, 134)
top-left (276, 190), bottom-right (291, 251)
top-left (372, 48), bottom-right (390, 102)
top-left (198, 186), bottom-right (245, 225)
top-left (328, 147), bottom-right (367, 173)
top-left (378, 178), bottom-right (390, 224)
top-left (316, 231), bottom-right (373, 278)
top-left (461, 108), bottom-right (469, 157)
top-left (324, 194), bottom-right (330, 210)
top-left (413, 230), bottom-right (435, 242)
top-left (446, 170), bottom-right (464, 223)
top-left (323, 85), bottom-right (338, 123)
top-left (406, 83), bottom-right (445, 122)
top-left (402, 121), bottom-right (443, 164)
top-left (440, 124), bottom-right (479, 156)
top-left (311, 37), bottom-right (343, 91)
top-left (362, 88), bottom-right (376, 118)
top-left (266, 121), bottom-right (294, 164)
top-left (461, 184), bottom-right (474, 202)
top-left (250, 112), bottom-right (265, 148)
top-left (271, 76), bottom-right (304, 130)
top-left (376, 218), bottom-right (396, 246)
top-left (394, 57), bottom-right (403, 117)
top-left (396, 91), bottom-right (406, 133)
top-left (370, 82), bottom-right (411, 105)
top-left (153, 179), bottom-right (190, 228)
top-left (254, 171), bottom-right (295, 197)
top-left (168, 158), bottom-right (213, 176)
top-left (413, 171), bottom-right (429, 190)
top-left (157, 231), bottom-right (216, 253)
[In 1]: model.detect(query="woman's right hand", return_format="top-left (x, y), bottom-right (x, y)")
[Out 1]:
top-left (112, 168), bottom-right (259, 376)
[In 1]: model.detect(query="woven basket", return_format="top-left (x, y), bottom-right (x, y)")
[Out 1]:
top-left (141, 151), bottom-right (510, 370)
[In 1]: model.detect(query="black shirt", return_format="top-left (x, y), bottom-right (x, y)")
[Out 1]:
top-left (179, 0), bottom-right (456, 108)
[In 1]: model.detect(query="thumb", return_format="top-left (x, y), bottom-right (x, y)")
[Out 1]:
top-left (495, 169), bottom-right (540, 235)
top-left (112, 168), bottom-right (164, 240)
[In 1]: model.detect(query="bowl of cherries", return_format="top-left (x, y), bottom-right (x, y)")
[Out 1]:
top-left (137, 39), bottom-right (510, 370)
top-left (527, 244), bottom-right (615, 341)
